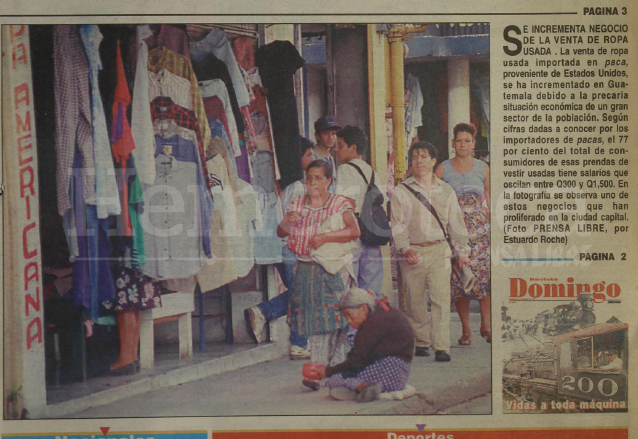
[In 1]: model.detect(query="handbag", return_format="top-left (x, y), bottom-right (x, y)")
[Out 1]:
top-left (346, 162), bottom-right (391, 246)
top-left (401, 183), bottom-right (476, 294)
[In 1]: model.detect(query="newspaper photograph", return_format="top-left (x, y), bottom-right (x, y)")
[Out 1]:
top-left (0, 0), bottom-right (636, 438)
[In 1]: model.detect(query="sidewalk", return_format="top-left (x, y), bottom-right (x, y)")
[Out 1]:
top-left (61, 314), bottom-right (491, 417)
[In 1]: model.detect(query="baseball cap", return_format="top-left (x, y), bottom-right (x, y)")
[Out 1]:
top-left (314, 115), bottom-right (341, 133)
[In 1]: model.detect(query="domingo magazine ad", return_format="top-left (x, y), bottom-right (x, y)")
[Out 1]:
top-left (1, 1), bottom-right (636, 439)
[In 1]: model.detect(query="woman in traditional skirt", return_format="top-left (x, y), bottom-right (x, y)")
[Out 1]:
top-left (278, 160), bottom-right (360, 390)
top-left (435, 122), bottom-right (491, 344)
top-left (309, 288), bottom-right (414, 402)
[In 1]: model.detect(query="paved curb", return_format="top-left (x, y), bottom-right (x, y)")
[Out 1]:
top-left (357, 367), bottom-right (492, 415)
top-left (45, 344), bottom-right (282, 418)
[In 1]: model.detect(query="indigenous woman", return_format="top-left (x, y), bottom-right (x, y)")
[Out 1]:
top-left (277, 160), bottom-right (360, 389)
top-left (310, 288), bottom-right (414, 402)
top-left (434, 123), bottom-right (491, 344)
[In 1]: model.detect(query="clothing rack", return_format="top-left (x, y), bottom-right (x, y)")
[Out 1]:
top-left (186, 24), bottom-right (259, 41)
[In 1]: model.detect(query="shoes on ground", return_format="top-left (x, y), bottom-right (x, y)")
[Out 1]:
top-left (435, 350), bottom-right (451, 362)
top-left (302, 378), bottom-right (321, 391)
top-left (356, 383), bottom-right (383, 403)
top-left (290, 345), bottom-right (311, 360)
top-left (329, 387), bottom-right (357, 401)
top-left (108, 362), bottom-right (136, 376)
top-left (415, 346), bottom-right (430, 357)
top-left (244, 306), bottom-right (266, 343)
top-left (480, 328), bottom-right (492, 343)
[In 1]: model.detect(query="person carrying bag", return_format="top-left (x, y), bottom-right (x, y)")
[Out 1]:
top-left (347, 162), bottom-right (391, 247)
top-left (401, 183), bottom-right (476, 294)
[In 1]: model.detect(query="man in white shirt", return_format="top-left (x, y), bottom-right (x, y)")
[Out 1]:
top-left (334, 125), bottom-right (385, 298)
top-left (390, 141), bottom-right (470, 362)
top-left (313, 115), bottom-right (340, 193)
top-left (598, 351), bottom-right (624, 370)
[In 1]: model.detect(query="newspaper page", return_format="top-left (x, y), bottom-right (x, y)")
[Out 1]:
top-left (0, 1), bottom-right (636, 439)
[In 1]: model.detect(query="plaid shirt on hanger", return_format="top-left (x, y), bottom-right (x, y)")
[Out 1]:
top-left (147, 47), bottom-right (211, 156)
top-left (150, 96), bottom-right (212, 189)
top-left (53, 25), bottom-right (97, 215)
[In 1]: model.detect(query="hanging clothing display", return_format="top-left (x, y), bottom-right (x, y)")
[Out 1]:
top-left (153, 133), bottom-right (214, 258)
top-left (255, 40), bottom-right (305, 188)
top-left (147, 46), bottom-right (212, 160)
top-left (53, 25), bottom-right (96, 217)
top-left (48, 24), bottom-right (282, 325)
top-left (79, 24), bottom-right (121, 219)
top-left (191, 54), bottom-right (245, 133)
top-left (206, 123), bottom-right (239, 193)
top-left (189, 27), bottom-right (251, 108)
top-left (139, 151), bottom-right (209, 280)
top-left (145, 24), bottom-right (191, 59)
top-left (230, 179), bottom-right (261, 278)
top-left (114, 154), bottom-right (146, 267)
top-left (111, 40), bottom-right (137, 237)
top-left (207, 116), bottom-right (238, 179)
top-left (233, 37), bottom-right (264, 157)
top-left (405, 73), bottom-right (424, 146)
top-left (130, 25), bottom-right (157, 186)
top-left (150, 96), bottom-right (212, 190)
top-left (200, 79), bottom-right (241, 156)
top-left (195, 154), bottom-right (239, 292)
top-left (148, 68), bottom-right (194, 110)
top-left (69, 152), bottom-right (115, 320)
top-left (251, 151), bottom-right (283, 265)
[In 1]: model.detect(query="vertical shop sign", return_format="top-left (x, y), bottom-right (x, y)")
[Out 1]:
top-left (2, 24), bottom-right (47, 416)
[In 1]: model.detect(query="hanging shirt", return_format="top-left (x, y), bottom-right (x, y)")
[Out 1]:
top-left (200, 79), bottom-right (241, 156)
top-left (230, 179), bottom-right (260, 278)
top-left (69, 152), bottom-right (115, 320)
top-left (140, 153), bottom-right (208, 280)
top-left (251, 151), bottom-right (283, 264)
top-left (127, 158), bottom-right (146, 267)
top-left (189, 28), bottom-right (251, 108)
top-left (111, 39), bottom-right (137, 236)
top-left (144, 24), bottom-right (191, 59)
top-left (240, 66), bottom-right (281, 180)
top-left (153, 134), bottom-right (213, 258)
top-left (149, 68), bottom-right (193, 110)
top-left (255, 40), bottom-right (305, 188)
top-left (206, 120), bottom-right (238, 192)
top-left (405, 74), bottom-right (424, 146)
top-left (147, 46), bottom-right (211, 156)
top-left (130, 25), bottom-right (157, 186)
top-left (150, 96), bottom-right (212, 190)
top-left (195, 154), bottom-right (239, 292)
top-left (79, 24), bottom-right (121, 219)
top-left (53, 25), bottom-right (96, 216)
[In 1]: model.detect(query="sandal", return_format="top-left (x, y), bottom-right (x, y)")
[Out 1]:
top-left (480, 328), bottom-right (492, 343)
top-left (458, 335), bottom-right (471, 346)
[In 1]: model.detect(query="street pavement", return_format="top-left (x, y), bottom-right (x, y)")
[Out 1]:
top-left (64, 314), bottom-right (491, 417)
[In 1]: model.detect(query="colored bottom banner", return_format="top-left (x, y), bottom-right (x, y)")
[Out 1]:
top-left (2, 433), bottom-right (207, 439)
top-left (212, 429), bottom-right (628, 439)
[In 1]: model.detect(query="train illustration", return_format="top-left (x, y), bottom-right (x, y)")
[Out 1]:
top-left (503, 321), bottom-right (628, 409)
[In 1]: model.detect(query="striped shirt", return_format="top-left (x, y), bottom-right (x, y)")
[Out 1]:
top-left (147, 47), bottom-right (211, 155)
top-left (149, 68), bottom-right (193, 110)
top-left (286, 194), bottom-right (353, 257)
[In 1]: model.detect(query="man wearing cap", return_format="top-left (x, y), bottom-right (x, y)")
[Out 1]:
top-left (313, 115), bottom-right (341, 193)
